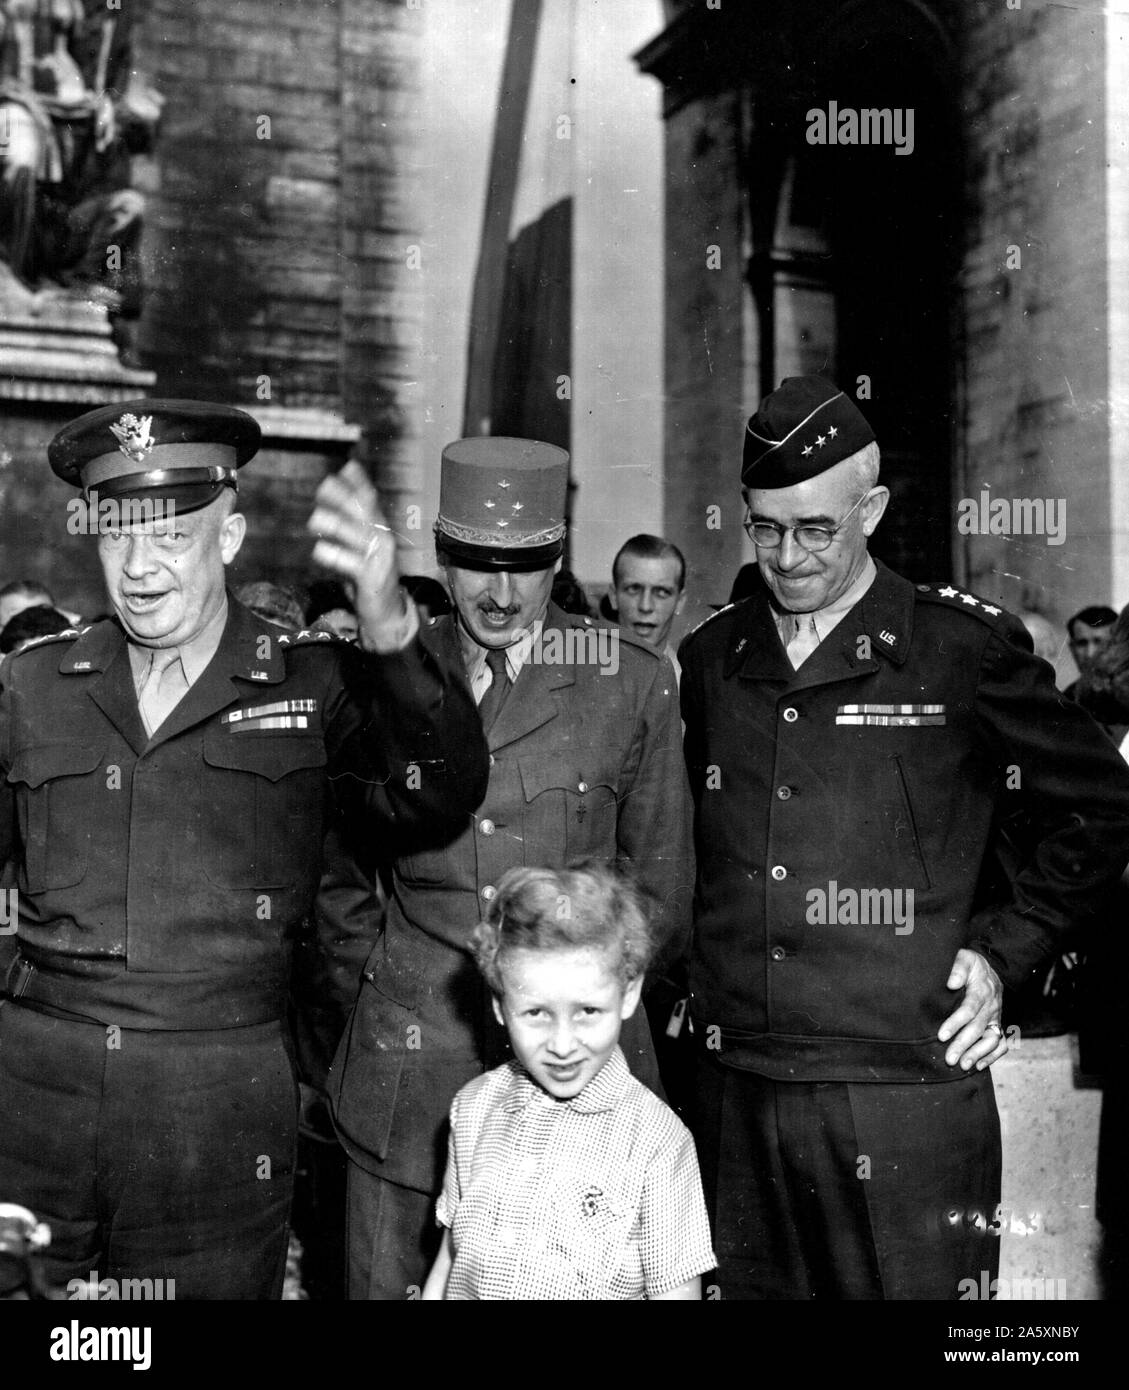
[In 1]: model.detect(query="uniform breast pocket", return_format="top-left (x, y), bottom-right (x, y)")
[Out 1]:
top-left (5, 741), bottom-right (104, 892)
top-left (518, 755), bottom-right (619, 862)
top-left (201, 732), bottom-right (328, 889)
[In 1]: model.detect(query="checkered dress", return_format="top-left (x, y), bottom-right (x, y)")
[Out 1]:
top-left (436, 1048), bottom-right (716, 1299)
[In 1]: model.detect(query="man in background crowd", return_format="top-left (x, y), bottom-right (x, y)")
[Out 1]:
top-left (400, 574), bottom-right (453, 622)
top-left (307, 578), bottom-right (359, 642)
top-left (0, 605), bottom-right (72, 675)
top-left (0, 579), bottom-right (55, 631)
top-left (1066, 605), bottom-right (1117, 700)
top-left (609, 534), bottom-right (687, 679)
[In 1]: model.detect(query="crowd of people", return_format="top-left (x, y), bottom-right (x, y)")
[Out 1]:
top-left (2, 378), bottom-right (1128, 1302)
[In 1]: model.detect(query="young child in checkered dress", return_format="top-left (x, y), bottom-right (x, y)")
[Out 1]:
top-left (421, 863), bottom-right (716, 1300)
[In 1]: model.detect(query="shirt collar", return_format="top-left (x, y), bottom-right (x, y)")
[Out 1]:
top-left (501, 1046), bottom-right (634, 1116)
top-left (457, 601), bottom-right (551, 686)
top-left (770, 554), bottom-right (877, 642)
top-left (126, 597), bottom-right (229, 689)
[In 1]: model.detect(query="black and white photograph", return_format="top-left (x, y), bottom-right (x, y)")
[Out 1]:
top-left (0, 0), bottom-right (1123, 1367)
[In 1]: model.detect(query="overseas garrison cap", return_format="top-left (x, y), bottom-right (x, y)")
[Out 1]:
top-left (742, 376), bottom-right (875, 488)
top-left (435, 436), bottom-right (568, 570)
top-left (49, 399), bottom-right (261, 515)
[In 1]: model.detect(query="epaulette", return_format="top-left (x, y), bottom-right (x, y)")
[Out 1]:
top-left (610, 623), bottom-right (664, 659)
top-left (681, 603), bottom-right (736, 646)
top-left (276, 628), bottom-right (347, 647)
top-left (10, 626), bottom-right (89, 655)
top-left (914, 583), bottom-right (1006, 624)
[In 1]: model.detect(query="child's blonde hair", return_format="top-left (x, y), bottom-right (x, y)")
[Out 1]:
top-left (471, 861), bottom-right (654, 993)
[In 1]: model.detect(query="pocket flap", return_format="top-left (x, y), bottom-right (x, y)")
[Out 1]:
top-left (6, 742), bottom-right (104, 788)
top-left (203, 730), bottom-right (327, 782)
top-left (518, 754), bottom-right (615, 803)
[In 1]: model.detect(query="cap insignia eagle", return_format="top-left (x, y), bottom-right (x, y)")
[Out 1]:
top-left (109, 413), bottom-right (156, 463)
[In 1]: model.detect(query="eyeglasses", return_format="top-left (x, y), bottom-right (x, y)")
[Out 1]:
top-left (743, 491), bottom-right (870, 553)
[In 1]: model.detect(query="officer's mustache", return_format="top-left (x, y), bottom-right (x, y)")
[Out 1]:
top-left (478, 600), bottom-right (520, 617)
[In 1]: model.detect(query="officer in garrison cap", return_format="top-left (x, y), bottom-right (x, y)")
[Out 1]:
top-left (678, 375), bottom-right (1129, 1300)
top-left (329, 436), bottom-right (694, 1299)
top-left (0, 400), bottom-right (488, 1299)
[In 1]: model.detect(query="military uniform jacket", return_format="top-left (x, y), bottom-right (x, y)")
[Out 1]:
top-left (679, 560), bottom-right (1129, 1083)
top-left (0, 597), bottom-right (489, 1030)
top-left (331, 605), bottom-right (695, 1191)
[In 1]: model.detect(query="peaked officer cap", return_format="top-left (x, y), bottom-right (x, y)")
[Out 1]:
top-left (49, 399), bottom-right (261, 515)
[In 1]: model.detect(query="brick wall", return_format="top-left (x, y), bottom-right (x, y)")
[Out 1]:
top-left (958, 0), bottom-right (1111, 619)
top-left (0, 2), bottom-right (425, 608)
top-left (662, 90), bottom-right (754, 610)
top-left (131, 0), bottom-right (424, 554)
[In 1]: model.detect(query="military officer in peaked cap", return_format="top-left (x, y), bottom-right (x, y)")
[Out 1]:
top-left (0, 400), bottom-right (488, 1299)
top-left (329, 436), bottom-right (694, 1298)
top-left (678, 376), bottom-right (1129, 1299)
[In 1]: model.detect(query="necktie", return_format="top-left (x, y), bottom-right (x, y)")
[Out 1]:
top-left (786, 612), bottom-right (821, 668)
top-left (138, 647), bottom-right (188, 736)
top-left (476, 647), bottom-right (512, 733)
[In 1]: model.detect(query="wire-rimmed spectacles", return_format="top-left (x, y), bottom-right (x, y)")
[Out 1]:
top-left (742, 491), bottom-right (870, 553)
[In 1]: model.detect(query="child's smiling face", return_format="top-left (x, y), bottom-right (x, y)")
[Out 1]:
top-left (492, 946), bottom-right (643, 1101)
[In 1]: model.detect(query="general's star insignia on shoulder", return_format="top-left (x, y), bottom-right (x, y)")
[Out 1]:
top-left (684, 603), bottom-right (735, 643)
top-left (10, 626), bottom-right (89, 653)
top-left (915, 583), bottom-right (1003, 619)
top-left (276, 629), bottom-right (346, 647)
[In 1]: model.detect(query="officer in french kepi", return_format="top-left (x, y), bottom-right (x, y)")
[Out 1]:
top-left (329, 436), bottom-right (695, 1299)
top-left (0, 399), bottom-right (489, 1299)
top-left (678, 375), bottom-right (1129, 1299)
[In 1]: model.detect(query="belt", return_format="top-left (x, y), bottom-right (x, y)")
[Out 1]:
top-left (4, 951), bottom-right (288, 1031)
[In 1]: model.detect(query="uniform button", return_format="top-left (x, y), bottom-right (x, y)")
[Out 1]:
top-left (782, 707), bottom-right (799, 722)
top-left (481, 884), bottom-right (497, 902)
top-left (776, 786), bottom-right (792, 801)
top-left (479, 819), bottom-right (495, 835)
top-left (770, 946), bottom-right (786, 962)
top-left (363, 970), bottom-right (375, 982)
top-left (577, 781), bottom-right (588, 793)
top-left (770, 865), bottom-right (787, 881)
top-left (489, 754), bottom-right (496, 767)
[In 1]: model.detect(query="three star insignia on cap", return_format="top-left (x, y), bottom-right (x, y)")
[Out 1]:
top-left (799, 425), bottom-right (839, 460)
top-left (918, 583), bottom-right (1002, 617)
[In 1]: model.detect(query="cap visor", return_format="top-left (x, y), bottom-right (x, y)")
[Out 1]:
top-left (87, 480), bottom-right (235, 521)
top-left (436, 537), bottom-right (564, 572)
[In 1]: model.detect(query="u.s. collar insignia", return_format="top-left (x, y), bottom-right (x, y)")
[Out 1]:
top-left (108, 412), bottom-right (156, 463)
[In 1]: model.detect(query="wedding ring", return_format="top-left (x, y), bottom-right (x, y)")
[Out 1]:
top-left (985, 1021), bottom-right (1003, 1036)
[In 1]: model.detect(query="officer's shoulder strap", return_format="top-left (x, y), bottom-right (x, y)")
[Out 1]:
top-left (913, 583), bottom-right (1010, 627)
top-left (681, 602), bottom-right (738, 650)
top-left (7, 625), bottom-right (90, 658)
top-left (276, 628), bottom-right (349, 648)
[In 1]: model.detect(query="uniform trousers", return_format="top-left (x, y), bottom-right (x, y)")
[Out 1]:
top-left (345, 1163), bottom-right (438, 1300)
top-left (0, 1000), bottom-right (299, 1299)
top-left (691, 1049), bottom-right (1002, 1300)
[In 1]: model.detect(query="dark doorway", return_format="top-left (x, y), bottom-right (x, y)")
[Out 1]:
top-left (774, 4), bottom-right (961, 581)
